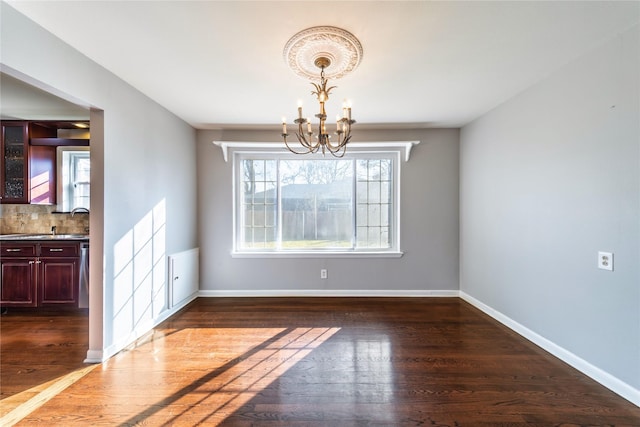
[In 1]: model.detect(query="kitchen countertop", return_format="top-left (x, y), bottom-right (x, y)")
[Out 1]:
top-left (0, 234), bottom-right (89, 241)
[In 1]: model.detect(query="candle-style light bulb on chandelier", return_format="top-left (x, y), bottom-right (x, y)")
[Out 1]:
top-left (282, 57), bottom-right (355, 157)
top-left (281, 26), bottom-right (363, 157)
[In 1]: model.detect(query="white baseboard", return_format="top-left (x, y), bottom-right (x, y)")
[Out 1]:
top-left (100, 318), bottom-right (158, 362)
top-left (198, 289), bottom-right (460, 298)
top-left (90, 293), bottom-right (199, 364)
top-left (84, 349), bottom-right (103, 364)
top-left (459, 291), bottom-right (640, 407)
top-left (156, 292), bottom-right (198, 322)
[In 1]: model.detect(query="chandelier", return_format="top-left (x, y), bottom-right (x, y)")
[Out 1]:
top-left (281, 26), bottom-right (363, 157)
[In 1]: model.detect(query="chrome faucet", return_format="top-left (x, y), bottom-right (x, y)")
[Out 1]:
top-left (71, 207), bottom-right (90, 217)
top-left (51, 226), bottom-right (57, 235)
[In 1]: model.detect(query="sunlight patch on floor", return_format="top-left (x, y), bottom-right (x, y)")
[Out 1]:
top-left (0, 363), bottom-right (98, 426)
top-left (131, 326), bottom-right (341, 425)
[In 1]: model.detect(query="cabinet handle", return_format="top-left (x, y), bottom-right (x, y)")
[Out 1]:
top-left (36, 260), bottom-right (42, 264)
top-left (48, 248), bottom-right (64, 252)
top-left (6, 248), bottom-right (22, 252)
top-left (29, 260), bottom-right (35, 265)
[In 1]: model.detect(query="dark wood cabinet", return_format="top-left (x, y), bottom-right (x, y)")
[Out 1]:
top-left (1, 121), bottom-right (29, 203)
top-left (39, 257), bottom-right (78, 305)
top-left (0, 258), bottom-right (37, 307)
top-left (1, 120), bottom-right (89, 205)
top-left (0, 241), bottom-right (80, 307)
top-left (39, 242), bottom-right (79, 306)
top-left (0, 243), bottom-right (38, 307)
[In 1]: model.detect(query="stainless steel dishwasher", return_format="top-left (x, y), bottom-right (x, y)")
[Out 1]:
top-left (79, 242), bottom-right (89, 308)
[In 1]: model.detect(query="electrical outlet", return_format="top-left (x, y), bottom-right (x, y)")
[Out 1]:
top-left (598, 251), bottom-right (613, 271)
top-left (320, 269), bottom-right (328, 279)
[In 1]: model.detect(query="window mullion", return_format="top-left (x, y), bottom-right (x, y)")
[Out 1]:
top-left (351, 158), bottom-right (357, 250)
top-left (276, 159), bottom-right (283, 251)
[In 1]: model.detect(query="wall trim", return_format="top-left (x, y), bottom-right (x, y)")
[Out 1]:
top-left (199, 289), bottom-right (459, 298)
top-left (83, 350), bottom-right (103, 364)
top-left (460, 291), bottom-right (640, 407)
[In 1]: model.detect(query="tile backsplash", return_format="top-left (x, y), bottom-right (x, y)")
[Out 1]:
top-left (0, 204), bottom-right (89, 235)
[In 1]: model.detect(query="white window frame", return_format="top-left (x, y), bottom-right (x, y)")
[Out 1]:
top-left (56, 146), bottom-right (90, 212)
top-left (215, 141), bottom-right (419, 258)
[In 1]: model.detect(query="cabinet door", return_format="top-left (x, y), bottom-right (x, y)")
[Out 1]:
top-left (39, 257), bottom-right (78, 306)
top-left (1, 121), bottom-right (29, 203)
top-left (0, 258), bottom-right (37, 307)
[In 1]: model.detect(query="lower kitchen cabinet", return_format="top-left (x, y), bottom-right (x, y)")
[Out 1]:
top-left (0, 241), bottom-right (80, 308)
top-left (40, 257), bottom-right (78, 305)
top-left (0, 258), bottom-right (37, 307)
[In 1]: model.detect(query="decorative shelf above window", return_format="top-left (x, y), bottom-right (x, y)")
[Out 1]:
top-left (213, 140), bottom-right (420, 163)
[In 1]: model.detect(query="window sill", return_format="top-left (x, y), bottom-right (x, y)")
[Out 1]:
top-left (231, 251), bottom-right (404, 259)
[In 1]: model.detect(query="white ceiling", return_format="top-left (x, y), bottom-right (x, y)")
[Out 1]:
top-left (4, 1), bottom-right (639, 129)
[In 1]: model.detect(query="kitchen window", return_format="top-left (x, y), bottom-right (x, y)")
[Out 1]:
top-left (57, 147), bottom-right (90, 212)
top-left (221, 141), bottom-right (418, 258)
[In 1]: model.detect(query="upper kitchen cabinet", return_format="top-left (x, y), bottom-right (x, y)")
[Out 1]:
top-left (1, 120), bottom-right (90, 205)
top-left (29, 121), bottom-right (90, 147)
top-left (1, 121), bottom-right (29, 203)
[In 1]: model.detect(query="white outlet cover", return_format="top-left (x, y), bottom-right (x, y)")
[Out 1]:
top-left (598, 251), bottom-right (613, 271)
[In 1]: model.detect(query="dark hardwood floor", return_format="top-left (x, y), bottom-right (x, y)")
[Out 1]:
top-left (2, 298), bottom-right (639, 426)
top-left (0, 308), bottom-right (89, 399)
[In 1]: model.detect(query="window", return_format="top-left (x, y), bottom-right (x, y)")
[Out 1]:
top-left (57, 147), bottom-right (90, 212)
top-left (232, 148), bottom-right (404, 257)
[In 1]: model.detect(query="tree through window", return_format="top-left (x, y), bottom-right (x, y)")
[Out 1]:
top-left (236, 152), bottom-right (399, 253)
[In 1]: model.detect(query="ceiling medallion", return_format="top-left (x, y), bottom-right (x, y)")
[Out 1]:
top-left (283, 26), bottom-right (363, 81)
top-left (281, 26), bottom-right (363, 157)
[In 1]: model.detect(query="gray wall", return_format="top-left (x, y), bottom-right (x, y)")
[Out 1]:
top-left (460, 24), bottom-right (639, 390)
top-left (2, 4), bottom-right (198, 359)
top-left (197, 128), bottom-right (459, 294)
